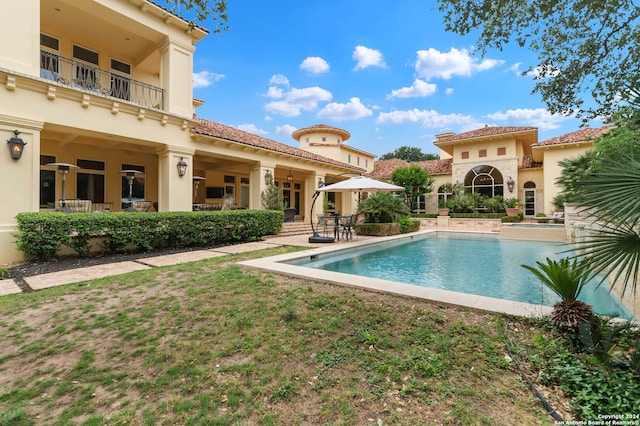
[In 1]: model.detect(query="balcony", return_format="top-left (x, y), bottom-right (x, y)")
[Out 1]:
top-left (40, 51), bottom-right (164, 110)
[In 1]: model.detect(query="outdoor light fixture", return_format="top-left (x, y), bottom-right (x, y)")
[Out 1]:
top-left (120, 169), bottom-right (143, 211)
top-left (287, 169), bottom-right (293, 183)
top-left (177, 157), bottom-right (188, 177)
top-left (506, 177), bottom-right (515, 193)
top-left (192, 176), bottom-right (206, 203)
top-left (264, 169), bottom-right (272, 185)
top-left (7, 130), bottom-right (26, 160)
top-left (317, 177), bottom-right (324, 187)
top-left (47, 162), bottom-right (80, 212)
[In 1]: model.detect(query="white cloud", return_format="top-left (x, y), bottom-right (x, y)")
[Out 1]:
top-left (276, 124), bottom-right (297, 137)
top-left (265, 86), bottom-right (333, 117)
top-left (376, 108), bottom-right (478, 129)
top-left (415, 47), bottom-right (503, 80)
top-left (510, 62), bottom-right (522, 73)
top-left (445, 88), bottom-right (454, 95)
top-left (269, 74), bottom-right (290, 86)
top-left (353, 45), bottom-right (386, 71)
top-left (193, 70), bottom-right (225, 88)
top-left (237, 123), bottom-right (268, 135)
top-left (300, 56), bottom-right (330, 74)
top-left (265, 86), bottom-right (284, 99)
top-left (485, 108), bottom-right (568, 130)
top-left (317, 97), bottom-right (373, 121)
top-left (387, 79), bottom-right (437, 99)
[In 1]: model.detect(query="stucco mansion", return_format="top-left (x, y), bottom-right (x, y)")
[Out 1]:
top-left (0, 0), bottom-right (607, 265)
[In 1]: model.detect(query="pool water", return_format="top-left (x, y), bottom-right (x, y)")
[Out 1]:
top-left (289, 233), bottom-right (633, 319)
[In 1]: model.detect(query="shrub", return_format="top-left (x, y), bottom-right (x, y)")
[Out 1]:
top-left (14, 210), bottom-right (283, 261)
top-left (357, 192), bottom-right (410, 223)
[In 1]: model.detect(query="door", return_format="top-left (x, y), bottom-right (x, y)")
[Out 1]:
top-left (524, 189), bottom-right (536, 216)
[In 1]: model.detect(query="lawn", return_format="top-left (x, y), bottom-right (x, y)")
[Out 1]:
top-left (0, 246), bottom-right (562, 425)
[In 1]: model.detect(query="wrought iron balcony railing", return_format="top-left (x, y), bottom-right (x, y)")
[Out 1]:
top-left (40, 51), bottom-right (164, 110)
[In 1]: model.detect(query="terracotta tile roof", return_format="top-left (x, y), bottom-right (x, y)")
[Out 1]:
top-left (191, 118), bottom-right (363, 171)
top-left (434, 126), bottom-right (537, 143)
top-left (520, 155), bottom-right (543, 169)
top-left (536, 126), bottom-right (612, 146)
top-left (292, 123), bottom-right (351, 141)
top-left (368, 158), bottom-right (452, 179)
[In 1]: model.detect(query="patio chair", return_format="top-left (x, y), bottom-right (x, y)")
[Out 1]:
top-left (131, 201), bottom-right (152, 212)
top-left (340, 214), bottom-right (358, 241)
top-left (317, 214), bottom-right (330, 237)
top-left (91, 202), bottom-right (113, 212)
top-left (64, 199), bottom-right (92, 212)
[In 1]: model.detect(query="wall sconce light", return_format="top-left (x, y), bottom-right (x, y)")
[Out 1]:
top-left (7, 130), bottom-right (26, 160)
top-left (506, 177), bottom-right (515, 193)
top-left (264, 169), bottom-right (273, 185)
top-left (177, 157), bottom-right (188, 177)
top-left (287, 169), bottom-right (293, 183)
top-left (317, 177), bottom-right (324, 188)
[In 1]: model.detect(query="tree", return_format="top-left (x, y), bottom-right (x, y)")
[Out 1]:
top-left (164, 0), bottom-right (229, 32)
top-left (379, 146), bottom-right (439, 162)
top-left (390, 165), bottom-right (434, 212)
top-left (437, 0), bottom-right (640, 120)
top-left (261, 183), bottom-right (284, 211)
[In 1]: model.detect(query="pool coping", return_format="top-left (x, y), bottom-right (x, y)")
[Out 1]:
top-left (238, 229), bottom-right (554, 318)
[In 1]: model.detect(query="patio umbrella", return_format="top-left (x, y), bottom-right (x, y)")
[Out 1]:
top-left (309, 176), bottom-right (404, 243)
top-left (316, 175), bottom-right (404, 193)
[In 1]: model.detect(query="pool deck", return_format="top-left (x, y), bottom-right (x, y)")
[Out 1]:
top-left (2, 229), bottom-right (555, 318)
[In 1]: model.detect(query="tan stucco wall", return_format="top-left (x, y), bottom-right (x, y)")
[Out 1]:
top-left (537, 143), bottom-right (594, 214)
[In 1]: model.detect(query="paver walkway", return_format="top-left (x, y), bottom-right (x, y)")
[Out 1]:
top-left (0, 234), bottom-right (365, 295)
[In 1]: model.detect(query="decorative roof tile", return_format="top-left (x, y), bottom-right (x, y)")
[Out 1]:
top-left (191, 118), bottom-right (363, 171)
top-left (536, 126), bottom-right (612, 146)
top-left (292, 123), bottom-right (351, 141)
top-left (368, 158), bottom-right (452, 180)
top-left (434, 126), bottom-right (537, 143)
top-left (520, 155), bottom-right (543, 169)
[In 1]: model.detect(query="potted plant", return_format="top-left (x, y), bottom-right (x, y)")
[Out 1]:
top-left (438, 200), bottom-right (450, 216)
top-left (503, 198), bottom-right (521, 217)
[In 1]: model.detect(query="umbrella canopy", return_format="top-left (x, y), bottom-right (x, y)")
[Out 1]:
top-left (316, 176), bottom-right (404, 192)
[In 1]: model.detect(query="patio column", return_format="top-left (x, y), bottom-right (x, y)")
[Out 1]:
top-left (250, 162), bottom-right (276, 210)
top-left (157, 147), bottom-right (194, 212)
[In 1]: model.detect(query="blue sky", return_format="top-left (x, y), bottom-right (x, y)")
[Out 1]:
top-left (173, 0), bottom-right (603, 157)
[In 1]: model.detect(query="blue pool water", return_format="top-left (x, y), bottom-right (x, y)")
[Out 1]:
top-left (288, 233), bottom-right (634, 319)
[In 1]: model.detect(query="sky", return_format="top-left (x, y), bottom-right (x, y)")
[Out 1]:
top-left (170, 0), bottom-right (604, 158)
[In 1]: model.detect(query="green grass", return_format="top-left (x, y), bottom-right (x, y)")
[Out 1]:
top-left (0, 246), bottom-right (552, 424)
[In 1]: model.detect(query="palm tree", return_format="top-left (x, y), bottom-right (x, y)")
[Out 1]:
top-left (572, 153), bottom-right (640, 297)
top-left (522, 257), bottom-right (595, 329)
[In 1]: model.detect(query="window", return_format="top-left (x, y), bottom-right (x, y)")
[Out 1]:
top-left (464, 165), bottom-right (504, 198)
top-left (73, 44), bottom-right (99, 90)
top-left (39, 155), bottom-right (57, 208)
top-left (110, 58), bottom-right (131, 100)
top-left (322, 137), bottom-right (326, 142)
top-left (224, 175), bottom-right (235, 183)
top-left (479, 149), bottom-right (487, 157)
top-left (357, 157), bottom-right (360, 166)
top-left (76, 159), bottom-right (105, 203)
top-left (348, 154), bottom-right (351, 163)
top-left (40, 34), bottom-right (60, 80)
top-left (461, 151), bottom-right (469, 159)
top-left (497, 147), bottom-right (506, 156)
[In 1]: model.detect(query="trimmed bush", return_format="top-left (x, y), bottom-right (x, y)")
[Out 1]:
top-left (15, 210), bottom-right (283, 261)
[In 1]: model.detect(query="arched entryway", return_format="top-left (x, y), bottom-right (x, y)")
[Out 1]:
top-left (463, 165), bottom-right (504, 198)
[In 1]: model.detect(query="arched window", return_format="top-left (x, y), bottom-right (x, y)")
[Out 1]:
top-left (464, 165), bottom-right (504, 198)
top-left (523, 181), bottom-right (536, 216)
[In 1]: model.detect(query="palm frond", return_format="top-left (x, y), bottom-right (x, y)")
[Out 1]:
top-left (571, 221), bottom-right (640, 296)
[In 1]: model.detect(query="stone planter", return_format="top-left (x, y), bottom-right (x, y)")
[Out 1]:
top-left (354, 223), bottom-right (400, 236)
top-left (438, 208), bottom-right (450, 216)
top-left (505, 208), bottom-right (520, 217)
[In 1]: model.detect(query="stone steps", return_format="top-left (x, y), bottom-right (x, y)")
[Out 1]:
top-left (267, 221), bottom-right (314, 238)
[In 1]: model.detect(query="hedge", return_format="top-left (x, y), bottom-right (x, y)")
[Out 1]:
top-left (14, 210), bottom-right (283, 261)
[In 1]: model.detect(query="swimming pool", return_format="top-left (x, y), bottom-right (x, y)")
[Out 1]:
top-left (283, 232), bottom-right (633, 319)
